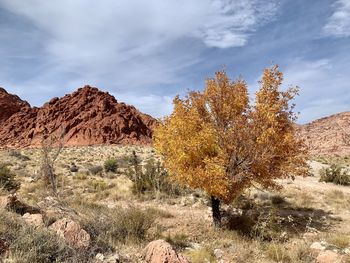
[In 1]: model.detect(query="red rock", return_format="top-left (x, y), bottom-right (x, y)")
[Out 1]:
top-left (0, 86), bottom-right (157, 148)
top-left (143, 239), bottom-right (191, 263)
top-left (49, 218), bottom-right (90, 249)
top-left (298, 111), bottom-right (350, 156)
top-left (0, 87), bottom-right (30, 123)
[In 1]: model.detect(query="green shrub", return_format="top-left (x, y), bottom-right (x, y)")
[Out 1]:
top-left (319, 164), bottom-right (350, 185)
top-left (0, 164), bottom-right (20, 192)
top-left (104, 158), bottom-right (118, 173)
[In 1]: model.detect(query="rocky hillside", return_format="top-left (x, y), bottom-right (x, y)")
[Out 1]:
top-left (298, 112), bottom-right (350, 156)
top-left (0, 86), bottom-right (157, 147)
top-left (0, 88), bottom-right (30, 123)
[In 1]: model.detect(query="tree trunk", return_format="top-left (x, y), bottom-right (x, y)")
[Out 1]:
top-left (211, 196), bottom-right (222, 227)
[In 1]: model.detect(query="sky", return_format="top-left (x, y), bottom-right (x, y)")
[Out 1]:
top-left (0, 0), bottom-right (349, 123)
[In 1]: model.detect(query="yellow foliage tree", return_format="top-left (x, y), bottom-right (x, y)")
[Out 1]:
top-left (154, 66), bottom-right (308, 226)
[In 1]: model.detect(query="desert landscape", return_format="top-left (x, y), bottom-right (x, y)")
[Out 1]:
top-left (1, 1), bottom-right (350, 263)
top-left (0, 85), bottom-right (350, 263)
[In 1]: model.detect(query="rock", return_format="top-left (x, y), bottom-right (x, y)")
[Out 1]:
top-left (22, 213), bottom-right (44, 227)
top-left (0, 86), bottom-right (157, 148)
top-left (143, 240), bottom-right (191, 263)
top-left (310, 242), bottom-right (326, 252)
top-left (214, 249), bottom-right (224, 259)
top-left (316, 251), bottom-right (341, 263)
top-left (0, 238), bottom-right (9, 255)
top-left (95, 253), bottom-right (104, 261)
top-left (298, 111), bottom-right (350, 155)
top-left (0, 87), bottom-right (30, 123)
top-left (344, 248), bottom-right (350, 255)
top-left (49, 218), bottom-right (90, 249)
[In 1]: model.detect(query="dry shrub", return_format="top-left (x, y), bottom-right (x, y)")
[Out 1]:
top-left (0, 164), bottom-right (20, 192)
top-left (79, 202), bottom-right (156, 253)
top-left (0, 210), bottom-right (84, 263)
top-left (319, 164), bottom-right (350, 185)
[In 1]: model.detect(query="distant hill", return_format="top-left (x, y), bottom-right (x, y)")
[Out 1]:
top-left (0, 86), bottom-right (157, 148)
top-left (298, 112), bottom-right (350, 156)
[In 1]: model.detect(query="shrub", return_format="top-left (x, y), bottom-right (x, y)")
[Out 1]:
top-left (0, 210), bottom-right (83, 262)
top-left (81, 205), bottom-right (156, 249)
top-left (126, 153), bottom-right (186, 197)
top-left (319, 164), bottom-right (350, 185)
top-left (89, 165), bottom-right (103, 175)
top-left (104, 158), bottom-right (118, 173)
top-left (165, 233), bottom-right (190, 250)
top-left (0, 164), bottom-right (20, 192)
top-left (8, 150), bottom-right (30, 161)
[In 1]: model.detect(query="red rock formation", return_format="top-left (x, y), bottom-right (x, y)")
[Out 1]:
top-left (0, 86), bottom-right (157, 147)
top-left (298, 112), bottom-right (350, 156)
top-left (0, 87), bottom-right (30, 123)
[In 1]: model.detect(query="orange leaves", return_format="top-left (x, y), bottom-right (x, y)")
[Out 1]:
top-left (154, 66), bottom-right (308, 203)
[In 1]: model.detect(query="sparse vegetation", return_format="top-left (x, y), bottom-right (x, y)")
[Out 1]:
top-left (0, 164), bottom-right (20, 192)
top-left (319, 164), bottom-right (350, 185)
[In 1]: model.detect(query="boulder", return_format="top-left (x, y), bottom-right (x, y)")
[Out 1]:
top-left (316, 251), bottom-right (342, 263)
top-left (49, 218), bottom-right (90, 249)
top-left (143, 240), bottom-right (190, 263)
top-left (22, 213), bottom-right (44, 227)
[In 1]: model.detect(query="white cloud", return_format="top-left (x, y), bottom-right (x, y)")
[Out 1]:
top-left (0, 0), bottom-right (278, 117)
top-left (283, 57), bottom-right (350, 123)
top-left (323, 0), bottom-right (350, 37)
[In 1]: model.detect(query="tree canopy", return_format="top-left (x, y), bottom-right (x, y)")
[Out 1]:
top-left (154, 66), bottom-right (308, 225)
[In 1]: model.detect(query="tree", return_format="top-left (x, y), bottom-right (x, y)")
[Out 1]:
top-left (40, 130), bottom-right (64, 194)
top-left (154, 66), bottom-right (308, 227)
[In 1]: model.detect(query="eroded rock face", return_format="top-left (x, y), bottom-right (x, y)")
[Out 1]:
top-left (0, 87), bottom-right (30, 123)
top-left (50, 218), bottom-right (90, 249)
top-left (143, 240), bottom-right (191, 263)
top-left (298, 111), bottom-right (350, 156)
top-left (0, 86), bottom-right (157, 148)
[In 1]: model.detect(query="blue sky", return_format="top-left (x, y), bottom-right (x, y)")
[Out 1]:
top-left (0, 0), bottom-right (349, 123)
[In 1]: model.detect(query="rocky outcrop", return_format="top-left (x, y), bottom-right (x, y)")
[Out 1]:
top-left (49, 218), bottom-right (90, 249)
top-left (0, 86), bottom-right (157, 148)
top-left (0, 87), bottom-right (30, 123)
top-left (143, 240), bottom-right (191, 263)
top-left (298, 112), bottom-right (350, 156)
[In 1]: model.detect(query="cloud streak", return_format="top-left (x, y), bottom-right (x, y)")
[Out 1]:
top-left (323, 0), bottom-right (350, 37)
